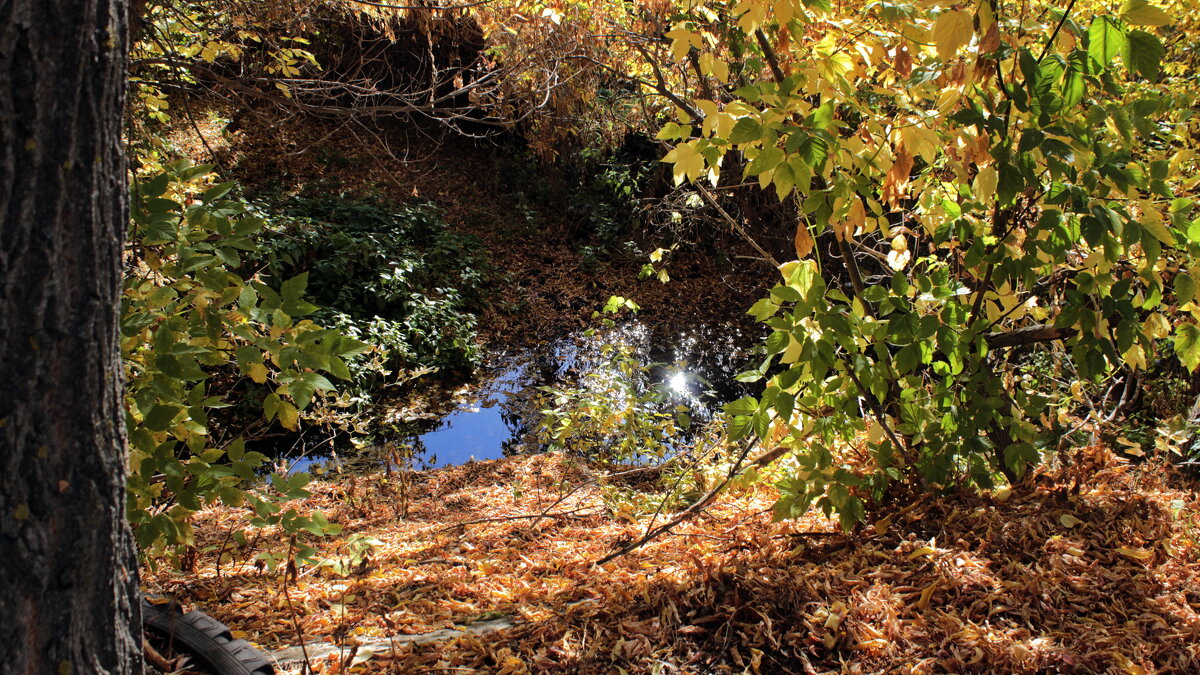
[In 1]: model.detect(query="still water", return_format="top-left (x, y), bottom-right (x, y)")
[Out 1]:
top-left (284, 321), bottom-right (750, 474)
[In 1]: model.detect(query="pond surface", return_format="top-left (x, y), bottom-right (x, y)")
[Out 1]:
top-left (285, 321), bottom-right (751, 475)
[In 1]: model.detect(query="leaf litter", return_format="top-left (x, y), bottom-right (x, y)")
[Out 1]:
top-left (144, 448), bottom-right (1200, 673)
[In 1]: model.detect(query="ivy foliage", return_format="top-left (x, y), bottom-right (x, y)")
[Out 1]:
top-left (651, 0), bottom-right (1200, 528)
top-left (123, 162), bottom-right (367, 558)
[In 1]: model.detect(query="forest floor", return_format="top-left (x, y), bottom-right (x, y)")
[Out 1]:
top-left (144, 446), bottom-right (1200, 674)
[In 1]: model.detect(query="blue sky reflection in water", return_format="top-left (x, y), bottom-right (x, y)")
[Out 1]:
top-left (286, 321), bottom-right (748, 474)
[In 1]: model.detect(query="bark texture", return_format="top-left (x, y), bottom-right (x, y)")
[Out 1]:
top-left (0, 1), bottom-right (142, 673)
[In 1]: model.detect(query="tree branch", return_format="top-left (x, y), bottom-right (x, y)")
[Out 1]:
top-left (984, 324), bottom-right (1076, 348)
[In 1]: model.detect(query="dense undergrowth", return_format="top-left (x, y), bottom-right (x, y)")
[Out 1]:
top-left (249, 192), bottom-right (490, 389)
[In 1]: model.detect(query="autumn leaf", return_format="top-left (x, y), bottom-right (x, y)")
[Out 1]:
top-left (794, 222), bottom-right (814, 259)
top-left (933, 11), bottom-right (973, 60)
top-left (277, 400), bottom-right (300, 430)
top-left (894, 43), bottom-right (912, 78)
top-left (882, 143), bottom-right (914, 209)
top-left (1176, 323), bottom-right (1200, 371)
top-left (980, 21), bottom-right (1001, 53)
top-left (834, 196), bottom-right (865, 242)
top-left (248, 362), bottom-right (269, 384)
top-left (1116, 546), bottom-right (1153, 560)
top-left (662, 140), bottom-right (706, 185)
top-left (665, 25), bottom-right (702, 62)
top-left (1120, 0), bottom-right (1172, 26)
top-left (1059, 514), bottom-right (1084, 529)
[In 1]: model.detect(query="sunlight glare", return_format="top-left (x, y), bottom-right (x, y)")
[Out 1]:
top-left (669, 372), bottom-right (689, 394)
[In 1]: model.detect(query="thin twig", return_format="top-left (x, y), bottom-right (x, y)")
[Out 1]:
top-left (595, 439), bottom-right (757, 566)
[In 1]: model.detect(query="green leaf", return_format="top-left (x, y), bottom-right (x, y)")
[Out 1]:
top-left (280, 273), bottom-right (309, 301)
top-left (770, 284), bottom-right (802, 303)
top-left (729, 117), bottom-right (762, 144)
top-left (764, 330), bottom-right (789, 356)
top-left (282, 299), bottom-right (318, 317)
top-left (143, 405), bottom-right (181, 432)
top-left (263, 393), bottom-right (282, 422)
top-left (141, 173), bottom-right (171, 199)
top-left (1175, 324), bottom-right (1200, 372)
top-left (1176, 273), bottom-right (1196, 305)
top-left (1123, 30), bottom-right (1164, 79)
top-left (748, 298), bottom-right (780, 321)
top-left (201, 182), bottom-right (235, 203)
top-left (277, 400), bottom-right (300, 430)
top-left (1088, 16), bottom-right (1124, 68)
top-left (298, 371), bottom-right (335, 393)
top-left (728, 415), bottom-right (753, 441)
top-left (725, 396), bottom-right (759, 416)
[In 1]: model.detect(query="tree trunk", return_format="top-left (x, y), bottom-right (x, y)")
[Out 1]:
top-left (0, 1), bottom-right (142, 673)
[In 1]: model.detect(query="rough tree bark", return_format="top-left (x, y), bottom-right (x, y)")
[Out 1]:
top-left (0, 1), bottom-right (142, 673)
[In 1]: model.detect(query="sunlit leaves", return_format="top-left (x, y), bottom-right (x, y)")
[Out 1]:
top-left (1088, 16), bottom-right (1125, 68)
top-left (1176, 324), bottom-right (1200, 372)
top-left (125, 162), bottom-right (358, 558)
top-left (663, 140), bottom-right (711, 185)
top-left (932, 10), bottom-right (973, 60)
top-left (1119, 0), bottom-right (1173, 27)
top-left (665, 24), bottom-right (702, 62)
top-left (632, 0), bottom-right (1196, 530)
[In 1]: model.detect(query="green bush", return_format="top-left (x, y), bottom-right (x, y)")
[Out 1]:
top-left (248, 192), bottom-right (489, 391)
top-left (123, 162), bottom-right (355, 561)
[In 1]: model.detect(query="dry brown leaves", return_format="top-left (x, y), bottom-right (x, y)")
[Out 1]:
top-left (143, 451), bottom-right (1200, 674)
top-left (882, 143), bottom-right (914, 211)
top-left (174, 102), bottom-right (767, 348)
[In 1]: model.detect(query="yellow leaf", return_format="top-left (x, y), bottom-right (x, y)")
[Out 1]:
top-left (665, 25), bottom-right (701, 62)
top-left (698, 53), bottom-right (730, 83)
top-left (887, 248), bottom-right (911, 271)
top-left (773, 0), bottom-right (795, 24)
top-left (1116, 546), bottom-right (1153, 560)
top-left (908, 545), bottom-right (936, 559)
top-left (916, 582), bottom-right (937, 610)
top-left (824, 601), bottom-right (846, 630)
top-left (1066, 546), bottom-right (1086, 556)
top-left (712, 59), bottom-right (730, 83)
top-left (873, 515), bottom-right (891, 535)
top-left (899, 125), bottom-right (940, 165)
top-left (782, 335), bottom-right (803, 363)
top-left (778, 260), bottom-right (801, 281)
top-left (866, 420), bottom-right (884, 445)
top-left (974, 165), bottom-right (998, 203)
top-left (662, 141), bottom-right (705, 185)
top-left (1138, 201), bottom-right (1175, 245)
top-left (1144, 313), bottom-right (1171, 339)
top-left (735, 0), bottom-right (768, 33)
top-left (1116, 436), bottom-right (1145, 456)
top-left (1059, 513), bottom-right (1084, 529)
top-left (933, 10), bottom-right (973, 60)
top-left (1121, 0), bottom-right (1172, 26)
top-left (835, 197), bottom-right (865, 242)
top-left (882, 143), bottom-right (914, 209)
top-left (1122, 344), bottom-right (1148, 372)
top-left (248, 363), bottom-right (269, 384)
top-left (277, 401), bottom-right (300, 430)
